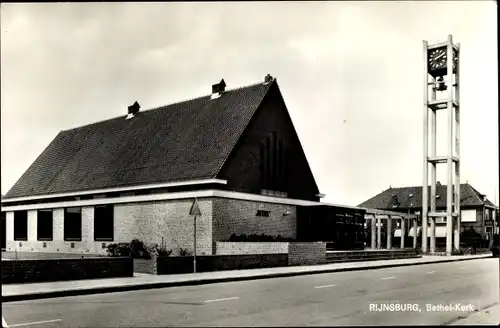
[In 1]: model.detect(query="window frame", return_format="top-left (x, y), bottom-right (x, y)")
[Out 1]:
top-left (37, 209), bottom-right (53, 241)
top-left (13, 210), bottom-right (28, 241)
top-left (64, 207), bottom-right (82, 241)
top-left (94, 204), bottom-right (114, 242)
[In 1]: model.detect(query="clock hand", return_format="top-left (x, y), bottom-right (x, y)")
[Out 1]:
top-left (434, 52), bottom-right (446, 60)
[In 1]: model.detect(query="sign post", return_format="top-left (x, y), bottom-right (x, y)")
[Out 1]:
top-left (189, 198), bottom-right (202, 273)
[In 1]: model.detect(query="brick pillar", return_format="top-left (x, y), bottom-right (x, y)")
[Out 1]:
top-left (28, 210), bottom-right (38, 242)
top-left (82, 206), bottom-right (94, 252)
top-left (387, 215), bottom-right (392, 249)
top-left (371, 215), bottom-right (376, 249)
top-left (53, 209), bottom-right (64, 241)
top-left (413, 218), bottom-right (418, 248)
top-left (6, 212), bottom-right (14, 248)
top-left (400, 217), bottom-right (406, 249)
top-left (377, 217), bottom-right (382, 249)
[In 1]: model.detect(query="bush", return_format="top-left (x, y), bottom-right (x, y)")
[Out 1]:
top-left (107, 239), bottom-right (158, 259)
top-left (146, 243), bottom-right (173, 258)
top-left (130, 239), bottom-right (151, 259)
top-left (178, 248), bottom-right (193, 257)
top-left (106, 243), bottom-right (131, 257)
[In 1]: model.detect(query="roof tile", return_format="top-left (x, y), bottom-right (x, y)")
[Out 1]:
top-left (5, 80), bottom-right (274, 198)
top-left (359, 183), bottom-right (495, 209)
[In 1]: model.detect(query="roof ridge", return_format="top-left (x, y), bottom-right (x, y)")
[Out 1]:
top-left (390, 183), bottom-right (468, 190)
top-left (149, 80), bottom-right (267, 110)
top-left (61, 79), bottom-right (270, 133)
top-left (466, 183), bottom-right (486, 204)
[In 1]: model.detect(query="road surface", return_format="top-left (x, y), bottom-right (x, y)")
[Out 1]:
top-left (2, 258), bottom-right (499, 327)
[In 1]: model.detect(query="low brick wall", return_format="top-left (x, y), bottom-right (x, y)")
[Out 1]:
top-left (133, 258), bottom-right (157, 275)
top-left (215, 242), bottom-right (289, 255)
top-left (2, 257), bottom-right (133, 284)
top-left (157, 254), bottom-right (288, 275)
top-left (288, 242), bottom-right (327, 266)
top-left (1, 251), bottom-right (107, 261)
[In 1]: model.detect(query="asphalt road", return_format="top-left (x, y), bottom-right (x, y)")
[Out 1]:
top-left (2, 258), bottom-right (499, 327)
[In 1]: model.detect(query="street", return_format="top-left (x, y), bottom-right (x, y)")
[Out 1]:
top-left (2, 258), bottom-right (499, 327)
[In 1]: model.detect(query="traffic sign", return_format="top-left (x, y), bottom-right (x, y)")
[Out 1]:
top-left (189, 198), bottom-right (202, 216)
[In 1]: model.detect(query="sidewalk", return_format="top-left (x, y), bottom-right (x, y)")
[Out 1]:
top-left (1, 254), bottom-right (492, 302)
top-left (449, 303), bottom-right (500, 325)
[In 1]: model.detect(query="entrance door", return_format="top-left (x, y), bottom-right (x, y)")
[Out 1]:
top-left (1, 212), bottom-right (6, 250)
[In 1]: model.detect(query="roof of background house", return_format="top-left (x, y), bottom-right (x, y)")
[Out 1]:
top-left (358, 183), bottom-right (498, 210)
top-left (5, 78), bottom-right (277, 199)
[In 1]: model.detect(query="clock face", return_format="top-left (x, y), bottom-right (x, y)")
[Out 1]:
top-left (428, 47), bottom-right (459, 72)
top-left (428, 48), bottom-right (447, 70)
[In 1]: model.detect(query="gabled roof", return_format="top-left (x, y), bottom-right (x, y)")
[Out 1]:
top-left (358, 183), bottom-right (497, 210)
top-left (5, 79), bottom-right (277, 199)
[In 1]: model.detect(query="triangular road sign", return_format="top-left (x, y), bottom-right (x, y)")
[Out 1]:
top-left (189, 198), bottom-right (202, 216)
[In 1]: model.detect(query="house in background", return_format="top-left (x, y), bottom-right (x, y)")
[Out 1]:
top-left (0, 75), bottom-right (366, 255)
top-left (359, 182), bottom-right (498, 244)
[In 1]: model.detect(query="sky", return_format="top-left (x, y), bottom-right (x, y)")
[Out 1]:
top-left (1, 1), bottom-right (498, 207)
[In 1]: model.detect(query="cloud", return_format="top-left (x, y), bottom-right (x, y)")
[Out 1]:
top-left (1, 2), bottom-right (498, 205)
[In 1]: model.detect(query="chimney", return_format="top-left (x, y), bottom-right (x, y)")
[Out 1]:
top-left (211, 79), bottom-right (226, 100)
top-left (126, 101), bottom-right (140, 120)
top-left (264, 74), bottom-right (273, 84)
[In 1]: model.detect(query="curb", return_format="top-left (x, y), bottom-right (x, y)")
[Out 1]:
top-left (2, 255), bottom-right (494, 303)
top-left (444, 302), bottom-right (500, 325)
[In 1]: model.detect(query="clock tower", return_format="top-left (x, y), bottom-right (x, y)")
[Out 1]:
top-left (423, 35), bottom-right (461, 256)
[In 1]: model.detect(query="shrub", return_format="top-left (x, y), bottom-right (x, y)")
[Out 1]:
top-left (106, 239), bottom-right (157, 259)
top-left (146, 243), bottom-right (173, 258)
top-left (106, 243), bottom-right (131, 257)
top-left (178, 248), bottom-right (192, 257)
top-left (130, 239), bottom-right (151, 259)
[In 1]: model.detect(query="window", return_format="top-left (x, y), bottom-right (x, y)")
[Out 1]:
top-left (391, 195), bottom-right (399, 208)
top-left (256, 210), bottom-right (270, 217)
top-left (37, 209), bottom-right (53, 241)
top-left (14, 211), bottom-right (28, 241)
top-left (64, 207), bottom-right (82, 241)
top-left (461, 209), bottom-right (476, 222)
top-left (94, 204), bottom-right (114, 241)
top-left (260, 132), bottom-right (287, 192)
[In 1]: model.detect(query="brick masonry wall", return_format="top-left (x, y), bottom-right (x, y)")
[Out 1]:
top-left (5, 197), bottom-right (297, 257)
top-left (114, 198), bottom-right (213, 256)
top-left (2, 257), bottom-right (133, 284)
top-left (460, 207), bottom-right (486, 237)
top-left (157, 254), bottom-right (289, 274)
top-left (218, 82), bottom-right (320, 201)
top-left (215, 242), bottom-right (289, 255)
top-left (212, 198), bottom-right (296, 243)
top-left (5, 208), bottom-right (111, 255)
top-left (5, 199), bottom-right (213, 256)
top-left (134, 258), bottom-right (157, 275)
top-left (288, 242), bottom-right (326, 266)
